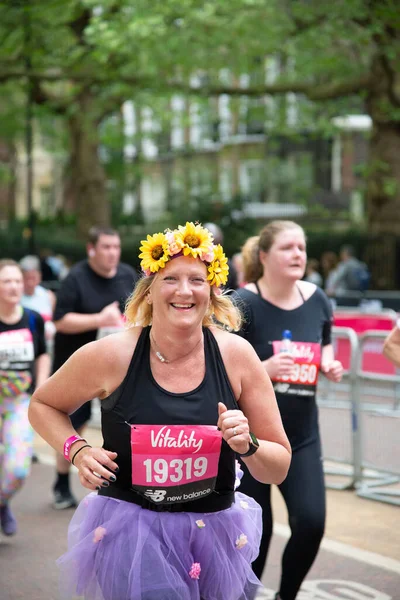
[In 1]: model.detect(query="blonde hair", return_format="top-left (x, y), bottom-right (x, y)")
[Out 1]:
top-left (0, 259), bottom-right (22, 274)
top-left (241, 236), bottom-right (261, 284)
top-left (125, 274), bottom-right (242, 332)
top-left (243, 221), bottom-right (305, 283)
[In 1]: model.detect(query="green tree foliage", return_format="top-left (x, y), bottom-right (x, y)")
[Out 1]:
top-left (0, 0), bottom-right (399, 237)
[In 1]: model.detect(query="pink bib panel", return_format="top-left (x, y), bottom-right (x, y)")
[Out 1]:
top-left (271, 340), bottom-right (321, 387)
top-left (130, 424), bottom-right (222, 505)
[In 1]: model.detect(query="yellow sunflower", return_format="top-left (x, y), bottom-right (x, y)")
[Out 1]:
top-left (174, 222), bottom-right (214, 259)
top-left (207, 245), bottom-right (229, 287)
top-left (139, 232), bottom-right (170, 273)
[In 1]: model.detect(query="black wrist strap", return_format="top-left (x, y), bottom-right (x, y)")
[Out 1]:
top-left (238, 444), bottom-right (258, 458)
top-left (238, 432), bottom-right (259, 457)
top-left (71, 444), bottom-right (92, 465)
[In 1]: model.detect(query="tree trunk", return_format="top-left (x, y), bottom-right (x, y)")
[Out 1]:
top-left (366, 55), bottom-right (400, 234)
top-left (0, 140), bottom-right (16, 222)
top-left (364, 53), bottom-right (400, 288)
top-left (68, 92), bottom-right (109, 239)
top-left (366, 121), bottom-right (400, 234)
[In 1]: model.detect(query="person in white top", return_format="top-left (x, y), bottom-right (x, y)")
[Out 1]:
top-left (20, 255), bottom-right (56, 321)
top-left (20, 255), bottom-right (57, 347)
top-left (19, 255), bottom-right (56, 464)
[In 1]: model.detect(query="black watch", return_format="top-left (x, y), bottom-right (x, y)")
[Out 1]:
top-left (238, 432), bottom-right (260, 457)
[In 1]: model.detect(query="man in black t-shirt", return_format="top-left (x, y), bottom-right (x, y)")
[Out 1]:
top-left (52, 227), bottom-right (138, 509)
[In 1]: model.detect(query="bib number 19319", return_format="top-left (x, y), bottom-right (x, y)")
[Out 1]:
top-left (143, 456), bottom-right (208, 484)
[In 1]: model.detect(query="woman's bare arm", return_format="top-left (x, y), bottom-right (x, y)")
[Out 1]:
top-left (383, 325), bottom-right (400, 367)
top-left (216, 332), bottom-right (291, 485)
top-left (28, 329), bottom-right (138, 457)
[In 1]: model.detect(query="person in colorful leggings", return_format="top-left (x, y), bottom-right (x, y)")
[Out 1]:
top-left (0, 259), bottom-right (50, 536)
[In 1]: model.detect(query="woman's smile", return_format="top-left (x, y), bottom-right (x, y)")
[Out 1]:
top-left (170, 303), bottom-right (195, 310)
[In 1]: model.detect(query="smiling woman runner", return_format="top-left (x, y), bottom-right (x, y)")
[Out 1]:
top-left (29, 222), bottom-right (291, 600)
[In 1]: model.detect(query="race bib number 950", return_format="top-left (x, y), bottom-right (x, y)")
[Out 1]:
top-left (272, 341), bottom-right (321, 387)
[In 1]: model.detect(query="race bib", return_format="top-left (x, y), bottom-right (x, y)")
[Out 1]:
top-left (272, 341), bottom-right (321, 389)
top-left (0, 328), bottom-right (34, 370)
top-left (130, 424), bottom-right (222, 505)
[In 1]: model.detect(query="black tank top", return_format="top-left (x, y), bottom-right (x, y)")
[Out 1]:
top-left (235, 286), bottom-right (332, 450)
top-left (99, 326), bottom-right (238, 512)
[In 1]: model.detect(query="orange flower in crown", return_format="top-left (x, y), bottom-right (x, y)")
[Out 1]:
top-left (139, 222), bottom-right (229, 287)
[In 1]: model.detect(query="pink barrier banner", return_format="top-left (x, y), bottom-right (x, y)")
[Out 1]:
top-left (333, 313), bottom-right (396, 375)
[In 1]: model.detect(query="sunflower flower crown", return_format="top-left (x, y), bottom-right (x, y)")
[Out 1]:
top-left (139, 222), bottom-right (229, 287)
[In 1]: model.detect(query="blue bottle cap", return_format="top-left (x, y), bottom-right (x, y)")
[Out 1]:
top-left (282, 329), bottom-right (292, 339)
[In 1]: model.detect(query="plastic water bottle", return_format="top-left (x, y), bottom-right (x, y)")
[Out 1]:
top-left (280, 329), bottom-right (293, 353)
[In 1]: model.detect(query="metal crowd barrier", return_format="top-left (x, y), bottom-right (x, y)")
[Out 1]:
top-left (318, 326), bottom-right (361, 491)
top-left (332, 308), bottom-right (397, 401)
top-left (318, 326), bottom-right (400, 506)
top-left (354, 330), bottom-right (400, 506)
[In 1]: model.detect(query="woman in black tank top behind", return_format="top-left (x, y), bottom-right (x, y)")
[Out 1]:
top-left (235, 221), bottom-right (343, 600)
top-left (29, 222), bottom-right (291, 600)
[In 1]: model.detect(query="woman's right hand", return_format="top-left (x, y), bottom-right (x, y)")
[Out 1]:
top-left (72, 446), bottom-right (119, 491)
top-left (264, 352), bottom-right (295, 379)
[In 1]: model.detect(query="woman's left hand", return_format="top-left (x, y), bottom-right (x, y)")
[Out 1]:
top-left (217, 402), bottom-right (251, 455)
top-left (321, 359), bottom-right (343, 382)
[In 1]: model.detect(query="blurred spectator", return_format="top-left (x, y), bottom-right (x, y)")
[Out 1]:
top-left (19, 256), bottom-right (56, 463)
top-left (39, 248), bottom-right (59, 284)
top-left (47, 254), bottom-right (70, 281)
top-left (320, 251), bottom-right (339, 295)
top-left (20, 255), bottom-right (56, 322)
top-left (326, 245), bottom-right (370, 296)
top-left (203, 222), bottom-right (238, 291)
top-left (304, 258), bottom-right (323, 287)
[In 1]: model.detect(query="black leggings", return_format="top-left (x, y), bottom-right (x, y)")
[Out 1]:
top-left (239, 437), bottom-right (326, 600)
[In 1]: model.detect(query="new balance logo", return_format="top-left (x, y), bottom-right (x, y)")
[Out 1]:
top-left (144, 489), bottom-right (167, 502)
top-left (274, 383), bottom-right (290, 393)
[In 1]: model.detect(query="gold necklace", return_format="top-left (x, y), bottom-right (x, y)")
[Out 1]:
top-left (150, 330), bottom-right (203, 364)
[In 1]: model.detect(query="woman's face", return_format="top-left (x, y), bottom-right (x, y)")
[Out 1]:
top-left (261, 228), bottom-right (307, 281)
top-left (0, 266), bottom-right (24, 306)
top-left (149, 256), bottom-right (210, 330)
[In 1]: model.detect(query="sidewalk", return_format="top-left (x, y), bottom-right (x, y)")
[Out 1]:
top-left (34, 427), bottom-right (400, 561)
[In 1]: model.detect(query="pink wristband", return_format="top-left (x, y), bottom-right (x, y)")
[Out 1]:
top-left (63, 435), bottom-right (87, 462)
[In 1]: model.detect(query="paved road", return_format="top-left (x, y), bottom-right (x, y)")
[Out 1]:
top-left (258, 528), bottom-right (399, 600)
top-left (1, 455), bottom-right (399, 600)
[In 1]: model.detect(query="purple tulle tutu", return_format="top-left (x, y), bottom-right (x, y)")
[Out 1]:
top-left (57, 491), bottom-right (262, 600)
